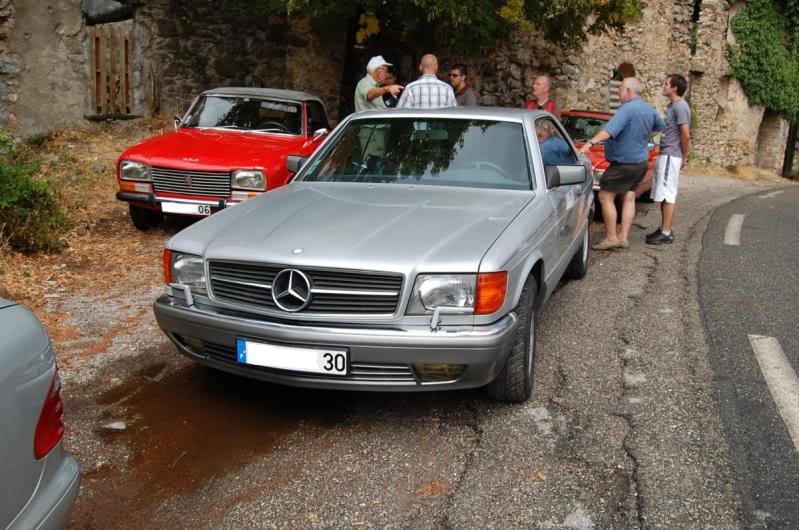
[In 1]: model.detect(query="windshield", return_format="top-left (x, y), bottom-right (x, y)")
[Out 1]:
top-left (182, 95), bottom-right (303, 134)
top-left (300, 118), bottom-right (532, 190)
top-left (560, 115), bottom-right (608, 142)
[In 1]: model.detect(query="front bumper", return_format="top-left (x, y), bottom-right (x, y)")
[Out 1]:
top-left (116, 191), bottom-right (232, 212)
top-left (153, 296), bottom-right (518, 392)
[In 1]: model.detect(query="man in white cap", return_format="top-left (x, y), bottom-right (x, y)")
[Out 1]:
top-left (354, 55), bottom-right (404, 112)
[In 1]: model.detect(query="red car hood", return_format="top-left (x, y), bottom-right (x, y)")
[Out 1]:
top-left (119, 128), bottom-right (313, 172)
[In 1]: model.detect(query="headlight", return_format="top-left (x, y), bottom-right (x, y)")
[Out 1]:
top-left (231, 169), bottom-right (266, 191)
top-left (407, 274), bottom-right (476, 314)
top-left (171, 252), bottom-right (207, 295)
top-left (120, 160), bottom-right (151, 181)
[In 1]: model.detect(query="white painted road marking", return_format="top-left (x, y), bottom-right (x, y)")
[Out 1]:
top-left (758, 190), bottom-right (784, 199)
top-left (748, 335), bottom-right (799, 454)
top-left (724, 214), bottom-right (745, 246)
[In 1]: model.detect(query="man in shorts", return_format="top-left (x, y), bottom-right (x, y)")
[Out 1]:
top-left (579, 78), bottom-right (665, 250)
top-left (647, 74), bottom-right (691, 245)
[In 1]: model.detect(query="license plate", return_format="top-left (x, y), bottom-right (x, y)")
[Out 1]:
top-left (161, 202), bottom-right (212, 216)
top-left (236, 338), bottom-right (348, 376)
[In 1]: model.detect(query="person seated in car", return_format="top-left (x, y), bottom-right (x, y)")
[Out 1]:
top-left (536, 123), bottom-right (574, 166)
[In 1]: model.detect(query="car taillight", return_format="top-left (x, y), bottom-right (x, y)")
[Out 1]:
top-left (163, 248), bottom-right (173, 284)
top-left (34, 369), bottom-right (65, 459)
top-left (474, 272), bottom-right (508, 315)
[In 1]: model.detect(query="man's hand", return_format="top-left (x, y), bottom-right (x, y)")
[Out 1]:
top-left (681, 156), bottom-right (688, 169)
top-left (579, 142), bottom-right (592, 156)
top-left (386, 84), bottom-right (404, 97)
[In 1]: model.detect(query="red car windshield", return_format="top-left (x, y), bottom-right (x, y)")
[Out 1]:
top-left (560, 115), bottom-right (608, 142)
top-left (182, 95), bottom-right (303, 135)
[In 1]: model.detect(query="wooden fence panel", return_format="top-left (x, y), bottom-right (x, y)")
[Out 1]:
top-left (90, 23), bottom-right (133, 116)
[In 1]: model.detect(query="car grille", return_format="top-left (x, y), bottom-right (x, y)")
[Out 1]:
top-left (208, 261), bottom-right (403, 315)
top-left (152, 167), bottom-right (230, 198)
top-left (200, 341), bottom-right (417, 383)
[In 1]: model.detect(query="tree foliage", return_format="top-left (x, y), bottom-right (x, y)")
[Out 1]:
top-left (729, 0), bottom-right (799, 121)
top-left (241, 0), bottom-right (643, 50)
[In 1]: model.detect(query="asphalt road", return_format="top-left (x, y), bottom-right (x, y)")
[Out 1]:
top-left (59, 175), bottom-right (791, 528)
top-left (699, 186), bottom-right (799, 529)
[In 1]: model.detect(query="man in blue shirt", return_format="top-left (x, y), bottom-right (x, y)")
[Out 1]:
top-left (580, 78), bottom-right (665, 250)
top-left (537, 123), bottom-right (575, 166)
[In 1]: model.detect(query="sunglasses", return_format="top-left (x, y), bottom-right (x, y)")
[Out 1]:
top-left (448, 73), bottom-right (462, 78)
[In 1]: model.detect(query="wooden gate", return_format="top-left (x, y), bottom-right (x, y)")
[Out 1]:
top-left (89, 22), bottom-right (133, 116)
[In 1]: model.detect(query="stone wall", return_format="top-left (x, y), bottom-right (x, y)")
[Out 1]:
top-left (0, 0), bottom-right (790, 170)
top-left (1, 0), bottom-right (90, 134)
top-left (133, 1), bottom-right (344, 122)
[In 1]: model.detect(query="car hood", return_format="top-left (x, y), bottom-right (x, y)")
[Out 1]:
top-left (119, 128), bottom-right (312, 171)
top-left (177, 183), bottom-right (532, 273)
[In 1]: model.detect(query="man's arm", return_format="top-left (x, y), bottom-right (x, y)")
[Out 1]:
top-left (578, 130), bottom-right (611, 155)
top-left (679, 123), bottom-right (691, 167)
top-left (367, 84), bottom-right (403, 102)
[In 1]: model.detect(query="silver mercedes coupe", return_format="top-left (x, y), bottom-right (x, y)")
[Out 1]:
top-left (153, 108), bottom-right (593, 402)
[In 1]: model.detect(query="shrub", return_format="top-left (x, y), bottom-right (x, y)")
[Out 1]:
top-left (0, 155), bottom-right (68, 253)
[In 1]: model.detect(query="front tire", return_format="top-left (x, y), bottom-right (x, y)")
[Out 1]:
top-left (486, 276), bottom-right (537, 403)
top-left (564, 225), bottom-right (590, 280)
top-left (129, 205), bottom-right (163, 231)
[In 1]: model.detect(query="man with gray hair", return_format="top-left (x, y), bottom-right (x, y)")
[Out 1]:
top-left (354, 55), bottom-right (404, 113)
top-left (579, 77), bottom-right (665, 250)
top-left (397, 54), bottom-right (457, 109)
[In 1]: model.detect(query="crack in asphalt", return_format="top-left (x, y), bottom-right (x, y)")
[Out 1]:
top-left (612, 411), bottom-right (645, 529)
top-left (441, 402), bottom-right (485, 530)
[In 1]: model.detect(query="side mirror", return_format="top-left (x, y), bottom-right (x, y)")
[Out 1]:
top-left (173, 115), bottom-right (182, 130)
top-left (286, 155), bottom-right (308, 174)
top-left (546, 165), bottom-right (587, 188)
top-left (313, 128), bottom-right (329, 139)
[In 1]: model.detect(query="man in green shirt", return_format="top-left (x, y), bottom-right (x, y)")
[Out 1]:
top-left (354, 55), bottom-right (404, 113)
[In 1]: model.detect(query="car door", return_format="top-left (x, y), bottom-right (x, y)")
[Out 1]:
top-left (534, 116), bottom-right (584, 268)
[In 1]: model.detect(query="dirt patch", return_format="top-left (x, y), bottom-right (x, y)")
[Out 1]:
top-left (684, 163), bottom-right (793, 184)
top-left (67, 362), bottom-right (352, 529)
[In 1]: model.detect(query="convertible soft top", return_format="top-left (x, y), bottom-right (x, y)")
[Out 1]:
top-left (201, 87), bottom-right (324, 105)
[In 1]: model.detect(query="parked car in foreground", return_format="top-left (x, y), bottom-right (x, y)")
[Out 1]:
top-left (116, 87), bottom-right (331, 230)
top-left (560, 109), bottom-right (658, 197)
top-left (153, 108), bottom-right (593, 403)
top-left (0, 298), bottom-right (80, 529)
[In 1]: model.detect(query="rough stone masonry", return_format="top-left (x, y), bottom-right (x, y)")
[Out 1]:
top-left (0, 0), bottom-right (790, 172)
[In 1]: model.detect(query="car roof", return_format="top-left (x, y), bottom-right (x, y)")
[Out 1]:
top-left (349, 107), bottom-right (550, 123)
top-left (201, 87), bottom-right (324, 105)
top-left (562, 109), bottom-right (612, 119)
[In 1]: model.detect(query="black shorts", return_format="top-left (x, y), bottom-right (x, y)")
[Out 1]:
top-left (599, 161), bottom-right (648, 194)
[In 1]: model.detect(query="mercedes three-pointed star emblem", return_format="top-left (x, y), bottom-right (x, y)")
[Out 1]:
top-left (271, 269), bottom-right (311, 312)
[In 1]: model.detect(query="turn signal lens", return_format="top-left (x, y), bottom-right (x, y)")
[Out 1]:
top-left (474, 272), bottom-right (508, 315)
top-left (34, 369), bottom-right (65, 459)
top-left (163, 249), bottom-right (173, 285)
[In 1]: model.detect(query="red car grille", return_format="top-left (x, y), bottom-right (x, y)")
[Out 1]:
top-left (152, 167), bottom-right (230, 198)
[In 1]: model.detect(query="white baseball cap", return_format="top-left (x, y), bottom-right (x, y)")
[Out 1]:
top-left (366, 55), bottom-right (392, 70)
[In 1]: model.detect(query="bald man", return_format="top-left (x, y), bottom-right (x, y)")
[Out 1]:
top-left (579, 77), bottom-right (665, 250)
top-left (397, 54), bottom-right (457, 109)
top-left (526, 75), bottom-right (561, 119)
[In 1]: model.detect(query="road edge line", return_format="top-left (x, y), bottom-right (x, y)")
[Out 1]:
top-left (748, 334), bottom-right (799, 454)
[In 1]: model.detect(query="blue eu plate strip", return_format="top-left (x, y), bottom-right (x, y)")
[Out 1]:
top-left (236, 338), bottom-right (247, 364)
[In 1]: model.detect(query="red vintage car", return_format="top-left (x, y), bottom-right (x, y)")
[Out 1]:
top-left (116, 88), bottom-right (331, 230)
top-left (560, 109), bottom-right (658, 198)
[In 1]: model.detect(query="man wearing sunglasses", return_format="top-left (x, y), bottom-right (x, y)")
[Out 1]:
top-left (449, 64), bottom-right (480, 107)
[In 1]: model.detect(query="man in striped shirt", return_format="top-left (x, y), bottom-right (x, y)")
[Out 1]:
top-left (397, 54), bottom-right (457, 109)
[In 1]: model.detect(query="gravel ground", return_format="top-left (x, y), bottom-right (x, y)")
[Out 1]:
top-left (47, 173), bottom-right (786, 529)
